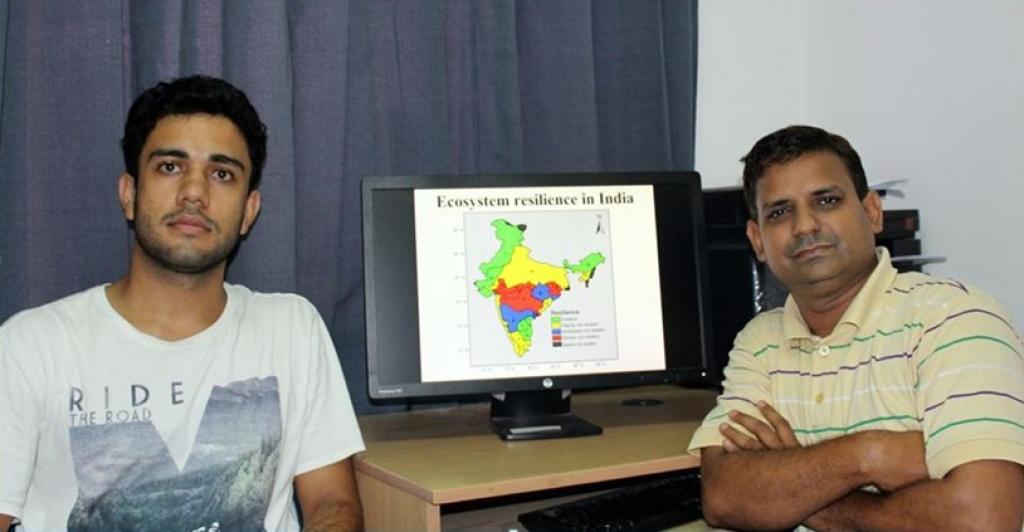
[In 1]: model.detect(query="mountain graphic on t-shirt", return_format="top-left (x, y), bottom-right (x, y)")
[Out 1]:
top-left (66, 377), bottom-right (282, 532)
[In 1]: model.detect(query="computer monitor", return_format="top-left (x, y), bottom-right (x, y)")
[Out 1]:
top-left (362, 172), bottom-right (715, 440)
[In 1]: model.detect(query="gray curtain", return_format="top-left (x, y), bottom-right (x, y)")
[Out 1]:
top-left (0, 1), bottom-right (698, 413)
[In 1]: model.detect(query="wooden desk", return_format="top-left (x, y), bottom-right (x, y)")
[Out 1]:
top-left (354, 385), bottom-right (718, 530)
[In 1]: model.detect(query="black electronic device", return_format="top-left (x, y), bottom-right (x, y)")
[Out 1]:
top-left (703, 187), bottom-right (788, 381)
top-left (517, 469), bottom-right (703, 531)
top-left (879, 209), bottom-right (920, 240)
top-left (362, 172), bottom-right (716, 439)
top-left (878, 209), bottom-right (932, 271)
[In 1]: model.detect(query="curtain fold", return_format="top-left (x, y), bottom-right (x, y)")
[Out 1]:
top-left (0, 2), bottom-right (128, 317)
top-left (0, 0), bottom-right (698, 413)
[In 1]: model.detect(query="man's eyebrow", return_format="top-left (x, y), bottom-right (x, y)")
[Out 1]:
top-left (146, 149), bottom-right (246, 172)
top-left (761, 198), bottom-right (791, 212)
top-left (147, 148), bottom-right (189, 161)
top-left (210, 153), bottom-right (246, 172)
top-left (811, 185), bottom-right (844, 196)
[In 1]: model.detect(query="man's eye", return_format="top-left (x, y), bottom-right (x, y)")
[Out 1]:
top-left (766, 207), bottom-right (789, 220)
top-left (818, 196), bottom-right (840, 206)
top-left (157, 162), bottom-right (180, 173)
top-left (211, 169), bottom-right (234, 181)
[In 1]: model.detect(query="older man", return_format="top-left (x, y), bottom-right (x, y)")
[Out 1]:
top-left (689, 125), bottom-right (1024, 530)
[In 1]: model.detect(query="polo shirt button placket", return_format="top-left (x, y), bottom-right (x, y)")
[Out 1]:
top-left (812, 342), bottom-right (829, 428)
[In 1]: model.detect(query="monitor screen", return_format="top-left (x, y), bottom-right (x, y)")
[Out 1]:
top-left (362, 172), bottom-right (716, 416)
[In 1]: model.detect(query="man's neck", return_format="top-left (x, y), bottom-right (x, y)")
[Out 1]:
top-left (106, 248), bottom-right (229, 341)
top-left (791, 259), bottom-right (877, 338)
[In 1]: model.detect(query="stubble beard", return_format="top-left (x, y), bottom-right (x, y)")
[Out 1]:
top-left (766, 233), bottom-right (843, 289)
top-left (133, 208), bottom-right (240, 275)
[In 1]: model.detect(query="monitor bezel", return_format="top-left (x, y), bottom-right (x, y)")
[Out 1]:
top-left (362, 171), bottom-right (716, 401)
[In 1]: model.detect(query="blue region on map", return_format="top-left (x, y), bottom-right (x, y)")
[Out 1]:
top-left (531, 284), bottom-right (556, 301)
top-left (499, 304), bottom-right (536, 333)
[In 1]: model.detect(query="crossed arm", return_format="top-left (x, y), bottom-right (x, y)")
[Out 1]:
top-left (294, 458), bottom-right (363, 531)
top-left (700, 402), bottom-right (1024, 531)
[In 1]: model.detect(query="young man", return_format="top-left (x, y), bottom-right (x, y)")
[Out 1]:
top-left (0, 76), bottom-right (364, 531)
top-left (689, 125), bottom-right (1024, 530)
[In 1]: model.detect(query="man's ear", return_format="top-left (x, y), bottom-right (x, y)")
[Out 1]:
top-left (862, 190), bottom-right (883, 234)
top-left (746, 219), bottom-right (767, 262)
top-left (240, 190), bottom-right (262, 236)
top-left (118, 173), bottom-right (137, 221)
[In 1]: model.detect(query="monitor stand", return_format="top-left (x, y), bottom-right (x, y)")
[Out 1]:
top-left (489, 389), bottom-right (603, 441)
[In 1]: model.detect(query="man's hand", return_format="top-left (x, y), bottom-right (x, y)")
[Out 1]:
top-left (719, 401), bottom-right (800, 452)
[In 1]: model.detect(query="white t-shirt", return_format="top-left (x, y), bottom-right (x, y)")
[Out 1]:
top-left (0, 284), bottom-right (365, 531)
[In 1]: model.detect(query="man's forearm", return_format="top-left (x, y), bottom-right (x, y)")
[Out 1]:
top-left (701, 434), bottom-right (871, 529)
top-left (807, 486), bottom-right (939, 532)
top-left (806, 460), bottom-right (1024, 532)
top-left (295, 458), bottom-right (363, 532)
top-left (301, 499), bottom-right (363, 532)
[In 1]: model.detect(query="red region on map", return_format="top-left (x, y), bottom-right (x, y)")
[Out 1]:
top-left (494, 279), bottom-right (544, 313)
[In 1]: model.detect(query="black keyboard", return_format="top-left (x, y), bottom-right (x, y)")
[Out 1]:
top-left (518, 469), bottom-right (703, 531)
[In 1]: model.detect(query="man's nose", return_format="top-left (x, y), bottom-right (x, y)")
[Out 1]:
top-left (792, 206), bottom-right (820, 236)
top-left (176, 166), bottom-right (209, 207)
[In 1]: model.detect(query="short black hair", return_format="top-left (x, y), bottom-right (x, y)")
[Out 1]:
top-left (741, 125), bottom-right (868, 219)
top-left (121, 75), bottom-right (267, 190)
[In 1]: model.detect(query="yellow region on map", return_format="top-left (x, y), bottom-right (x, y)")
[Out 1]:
top-left (505, 327), bottom-right (531, 355)
top-left (500, 247), bottom-right (571, 289)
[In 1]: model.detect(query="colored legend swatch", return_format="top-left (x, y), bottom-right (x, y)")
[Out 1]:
top-left (551, 316), bottom-right (562, 347)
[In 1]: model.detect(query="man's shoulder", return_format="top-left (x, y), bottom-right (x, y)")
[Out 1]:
top-left (748, 306), bottom-right (786, 326)
top-left (889, 270), bottom-right (972, 298)
top-left (887, 270), bottom-right (1008, 316)
top-left (736, 307), bottom-right (787, 345)
top-left (883, 272), bottom-right (1020, 353)
top-left (226, 284), bottom-right (322, 321)
top-left (0, 285), bottom-right (105, 338)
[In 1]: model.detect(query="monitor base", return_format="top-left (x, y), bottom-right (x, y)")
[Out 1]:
top-left (489, 389), bottom-right (603, 440)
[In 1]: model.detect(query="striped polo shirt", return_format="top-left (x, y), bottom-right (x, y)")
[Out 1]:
top-left (689, 247), bottom-right (1024, 479)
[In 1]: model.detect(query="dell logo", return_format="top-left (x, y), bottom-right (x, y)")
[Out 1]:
top-left (542, 378), bottom-right (553, 388)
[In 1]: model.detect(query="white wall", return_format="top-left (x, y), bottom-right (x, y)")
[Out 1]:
top-left (696, 0), bottom-right (1024, 325)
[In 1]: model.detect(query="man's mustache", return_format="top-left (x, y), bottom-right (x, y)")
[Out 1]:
top-left (786, 233), bottom-right (837, 258)
top-left (162, 207), bottom-right (217, 231)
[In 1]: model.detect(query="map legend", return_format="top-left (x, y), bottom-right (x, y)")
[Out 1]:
top-left (551, 316), bottom-right (563, 347)
top-left (545, 311), bottom-right (609, 349)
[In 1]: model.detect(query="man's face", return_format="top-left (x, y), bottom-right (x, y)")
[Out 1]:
top-left (119, 114), bottom-right (261, 275)
top-left (745, 150), bottom-right (882, 297)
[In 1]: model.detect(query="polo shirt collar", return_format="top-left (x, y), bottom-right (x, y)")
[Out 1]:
top-left (781, 247), bottom-right (898, 342)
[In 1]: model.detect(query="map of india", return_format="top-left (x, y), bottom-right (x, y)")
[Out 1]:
top-left (473, 219), bottom-right (605, 356)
